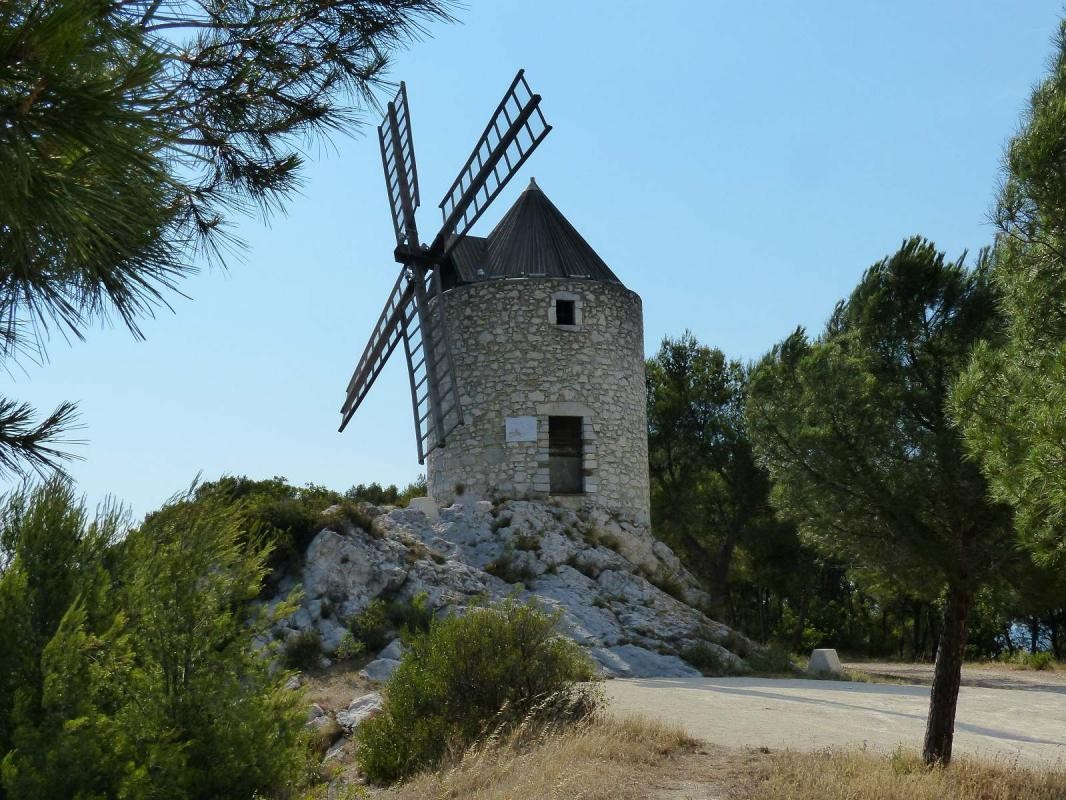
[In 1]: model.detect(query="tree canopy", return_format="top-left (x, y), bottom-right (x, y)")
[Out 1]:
top-left (646, 333), bottom-right (773, 618)
top-left (953, 19), bottom-right (1066, 566)
top-left (0, 479), bottom-right (310, 799)
top-left (0, 0), bottom-right (453, 477)
top-left (746, 237), bottom-right (1014, 764)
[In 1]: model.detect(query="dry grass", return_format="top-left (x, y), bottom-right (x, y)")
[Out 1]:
top-left (735, 747), bottom-right (1066, 800)
top-left (301, 663), bottom-right (375, 713)
top-left (369, 714), bottom-right (700, 800)
top-left (991, 657), bottom-right (1062, 672)
top-left (362, 715), bottom-right (1066, 800)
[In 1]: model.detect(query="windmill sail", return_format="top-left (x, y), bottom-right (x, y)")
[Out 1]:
top-left (403, 266), bottom-right (462, 463)
top-left (339, 267), bottom-right (416, 431)
top-left (434, 70), bottom-right (551, 257)
top-left (338, 264), bottom-right (461, 463)
top-left (379, 82), bottom-right (420, 248)
top-left (341, 70), bottom-right (550, 464)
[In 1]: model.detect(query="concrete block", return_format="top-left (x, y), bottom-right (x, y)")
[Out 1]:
top-left (808, 648), bottom-right (843, 676)
top-left (407, 497), bottom-right (439, 523)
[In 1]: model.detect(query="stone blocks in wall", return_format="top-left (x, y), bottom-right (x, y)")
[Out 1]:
top-left (427, 277), bottom-right (650, 524)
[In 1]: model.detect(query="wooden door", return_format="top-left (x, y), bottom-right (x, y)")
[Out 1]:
top-left (548, 416), bottom-right (583, 494)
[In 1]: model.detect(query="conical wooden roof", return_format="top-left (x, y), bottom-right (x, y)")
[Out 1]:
top-left (446, 179), bottom-right (621, 285)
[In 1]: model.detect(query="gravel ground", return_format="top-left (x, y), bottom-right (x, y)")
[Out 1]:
top-left (604, 676), bottom-right (1066, 768)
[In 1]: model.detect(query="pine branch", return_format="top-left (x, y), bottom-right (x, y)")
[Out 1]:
top-left (0, 397), bottom-right (82, 479)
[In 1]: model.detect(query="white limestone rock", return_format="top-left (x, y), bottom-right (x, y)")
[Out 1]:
top-left (302, 529), bottom-right (408, 619)
top-left (651, 540), bottom-right (683, 573)
top-left (360, 658), bottom-right (401, 683)
top-left (323, 738), bottom-right (348, 762)
top-left (535, 531), bottom-right (580, 569)
top-left (507, 548), bottom-right (547, 579)
top-left (378, 638), bottom-right (405, 661)
top-left (336, 692), bottom-right (382, 732)
top-left (398, 557), bottom-right (501, 610)
top-left (267, 499), bottom-right (756, 678)
top-left (287, 606), bottom-right (313, 631)
top-left (306, 703), bottom-right (338, 736)
top-left (315, 618), bottom-right (348, 654)
top-left (530, 567), bottom-right (625, 647)
top-left (590, 645), bottom-right (702, 678)
top-left (568, 545), bottom-right (629, 577)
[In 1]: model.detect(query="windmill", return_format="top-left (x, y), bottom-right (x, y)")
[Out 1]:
top-left (339, 70), bottom-right (552, 464)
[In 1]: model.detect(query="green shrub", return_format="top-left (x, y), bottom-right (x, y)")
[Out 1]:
top-left (283, 630), bottom-right (323, 670)
top-left (0, 483), bottom-right (314, 798)
top-left (334, 632), bottom-right (365, 661)
top-left (349, 593), bottom-right (433, 652)
top-left (189, 476), bottom-right (346, 571)
top-left (356, 598), bottom-right (599, 784)
top-left (514, 532), bottom-right (540, 552)
top-left (682, 641), bottom-right (744, 676)
top-left (345, 475), bottom-right (426, 508)
top-left (719, 629), bottom-right (754, 659)
top-left (642, 569), bottom-right (686, 602)
top-left (996, 650), bottom-right (1058, 670)
top-left (1025, 651), bottom-right (1055, 671)
top-left (485, 550), bottom-right (538, 584)
top-left (319, 501), bottom-right (378, 538)
top-left (746, 642), bottom-right (793, 673)
top-left (350, 600), bottom-right (390, 651)
top-left (387, 592), bottom-right (433, 636)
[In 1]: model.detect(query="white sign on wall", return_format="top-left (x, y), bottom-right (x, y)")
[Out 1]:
top-left (505, 416), bottom-right (538, 443)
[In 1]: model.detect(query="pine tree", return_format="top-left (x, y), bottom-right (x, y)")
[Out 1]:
top-left (953, 19), bottom-right (1066, 566)
top-left (0, 481), bottom-right (309, 798)
top-left (0, 479), bottom-right (122, 795)
top-left (0, 0), bottom-right (453, 476)
top-left (646, 333), bottom-right (773, 619)
top-left (747, 238), bottom-right (1014, 764)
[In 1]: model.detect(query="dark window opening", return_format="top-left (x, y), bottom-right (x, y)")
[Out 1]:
top-left (555, 299), bottom-right (576, 326)
top-left (548, 416), bottom-right (583, 494)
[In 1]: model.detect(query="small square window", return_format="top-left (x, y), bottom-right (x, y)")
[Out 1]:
top-left (555, 299), bottom-right (576, 326)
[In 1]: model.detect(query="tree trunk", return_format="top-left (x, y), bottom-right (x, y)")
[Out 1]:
top-left (922, 585), bottom-right (972, 765)
top-left (927, 602), bottom-right (941, 660)
top-left (791, 593), bottom-right (810, 653)
top-left (757, 587), bottom-right (767, 641)
top-left (898, 596), bottom-right (905, 659)
top-left (880, 607), bottom-right (889, 656)
top-left (709, 526), bottom-right (742, 622)
top-left (911, 600), bottom-right (922, 661)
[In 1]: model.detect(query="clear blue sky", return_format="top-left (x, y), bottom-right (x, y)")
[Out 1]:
top-left (8, 1), bottom-right (1064, 517)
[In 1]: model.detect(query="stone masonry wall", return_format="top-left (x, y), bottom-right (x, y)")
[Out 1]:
top-left (426, 278), bottom-right (650, 524)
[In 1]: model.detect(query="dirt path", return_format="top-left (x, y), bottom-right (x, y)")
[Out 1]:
top-left (604, 676), bottom-right (1066, 768)
top-left (845, 661), bottom-right (1066, 692)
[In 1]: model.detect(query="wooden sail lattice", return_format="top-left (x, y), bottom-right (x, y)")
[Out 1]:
top-left (340, 70), bottom-right (551, 463)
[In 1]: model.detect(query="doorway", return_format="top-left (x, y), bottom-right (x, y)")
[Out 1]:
top-left (548, 416), bottom-right (583, 494)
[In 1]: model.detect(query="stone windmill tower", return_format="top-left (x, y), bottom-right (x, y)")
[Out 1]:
top-left (339, 72), bottom-right (650, 525)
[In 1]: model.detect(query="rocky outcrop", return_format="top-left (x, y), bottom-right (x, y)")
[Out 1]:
top-left (336, 692), bottom-right (382, 733)
top-left (271, 499), bottom-right (754, 677)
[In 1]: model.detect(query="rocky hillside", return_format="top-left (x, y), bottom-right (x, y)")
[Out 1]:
top-left (268, 499), bottom-right (754, 678)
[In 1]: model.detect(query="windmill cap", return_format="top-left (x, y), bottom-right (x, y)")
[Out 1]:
top-left (444, 180), bottom-right (623, 284)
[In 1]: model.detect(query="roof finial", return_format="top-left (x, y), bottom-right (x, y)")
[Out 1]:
top-left (524, 176), bottom-right (540, 192)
